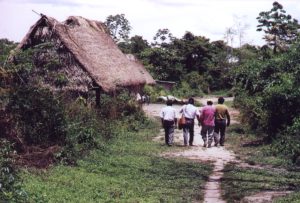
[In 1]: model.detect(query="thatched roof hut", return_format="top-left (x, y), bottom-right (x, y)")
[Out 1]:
top-left (16, 15), bottom-right (155, 96)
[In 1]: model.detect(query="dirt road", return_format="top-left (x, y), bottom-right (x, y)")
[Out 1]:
top-left (143, 99), bottom-right (236, 203)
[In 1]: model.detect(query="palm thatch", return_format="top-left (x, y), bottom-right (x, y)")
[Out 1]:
top-left (16, 15), bottom-right (155, 93)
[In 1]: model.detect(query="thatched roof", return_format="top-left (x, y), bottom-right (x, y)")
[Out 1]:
top-left (17, 15), bottom-right (155, 92)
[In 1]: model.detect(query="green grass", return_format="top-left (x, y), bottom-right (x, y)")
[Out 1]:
top-left (226, 124), bottom-right (291, 167)
top-left (207, 89), bottom-right (232, 97)
top-left (221, 164), bottom-right (300, 202)
top-left (221, 123), bottom-right (300, 202)
top-left (21, 120), bottom-right (212, 202)
top-left (275, 192), bottom-right (300, 203)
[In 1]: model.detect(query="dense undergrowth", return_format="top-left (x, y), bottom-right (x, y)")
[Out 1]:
top-left (0, 140), bottom-right (28, 202)
top-left (232, 39), bottom-right (300, 163)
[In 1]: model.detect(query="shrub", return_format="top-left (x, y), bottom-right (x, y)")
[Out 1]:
top-left (233, 91), bottom-right (265, 131)
top-left (143, 84), bottom-right (169, 102)
top-left (271, 117), bottom-right (300, 164)
top-left (58, 89), bottom-right (148, 164)
top-left (172, 81), bottom-right (204, 98)
top-left (0, 139), bottom-right (28, 202)
top-left (7, 87), bottom-right (66, 146)
top-left (232, 38), bottom-right (300, 163)
top-left (233, 40), bottom-right (300, 139)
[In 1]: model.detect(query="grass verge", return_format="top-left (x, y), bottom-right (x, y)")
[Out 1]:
top-left (226, 123), bottom-right (291, 167)
top-left (21, 119), bottom-right (212, 202)
top-left (221, 163), bottom-right (300, 202)
top-left (222, 123), bottom-right (300, 202)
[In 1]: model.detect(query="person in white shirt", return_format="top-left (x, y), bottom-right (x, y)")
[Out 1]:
top-left (160, 100), bottom-right (177, 146)
top-left (180, 98), bottom-right (200, 146)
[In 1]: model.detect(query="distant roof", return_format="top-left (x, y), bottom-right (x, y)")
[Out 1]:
top-left (155, 80), bottom-right (176, 84)
top-left (17, 15), bottom-right (155, 92)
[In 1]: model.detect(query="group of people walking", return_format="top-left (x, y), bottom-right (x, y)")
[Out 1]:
top-left (160, 97), bottom-right (230, 147)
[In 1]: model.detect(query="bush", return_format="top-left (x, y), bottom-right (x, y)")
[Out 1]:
top-left (172, 81), bottom-right (204, 98)
top-left (0, 139), bottom-right (28, 202)
top-left (271, 117), bottom-right (300, 164)
top-left (233, 40), bottom-right (300, 139)
top-left (232, 39), bottom-right (300, 163)
top-left (7, 87), bottom-right (66, 146)
top-left (234, 91), bottom-right (265, 130)
top-left (58, 89), bottom-right (149, 164)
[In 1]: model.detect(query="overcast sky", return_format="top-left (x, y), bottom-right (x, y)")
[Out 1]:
top-left (1, 0), bottom-right (300, 47)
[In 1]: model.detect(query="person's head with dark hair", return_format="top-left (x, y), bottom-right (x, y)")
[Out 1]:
top-left (218, 97), bottom-right (225, 104)
top-left (207, 100), bottom-right (213, 105)
top-left (166, 100), bottom-right (173, 106)
top-left (188, 98), bottom-right (194, 105)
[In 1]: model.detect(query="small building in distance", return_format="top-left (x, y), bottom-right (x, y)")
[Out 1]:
top-left (155, 80), bottom-right (176, 91)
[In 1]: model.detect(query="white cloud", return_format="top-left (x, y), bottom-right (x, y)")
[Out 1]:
top-left (0, 0), bottom-right (299, 47)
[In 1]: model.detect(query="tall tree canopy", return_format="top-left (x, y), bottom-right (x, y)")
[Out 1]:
top-left (256, 1), bottom-right (299, 53)
top-left (172, 32), bottom-right (212, 74)
top-left (118, 35), bottom-right (150, 56)
top-left (103, 15), bottom-right (233, 92)
top-left (104, 14), bottom-right (131, 43)
top-left (152, 28), bottom-right (174, 47)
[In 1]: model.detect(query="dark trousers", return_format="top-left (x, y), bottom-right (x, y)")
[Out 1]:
top-left (163, 120), bottom-right (175, 145)
top-left (214, 119), bottom-right (226, 145)
top-left (183, 118), bottom-right (194, 145)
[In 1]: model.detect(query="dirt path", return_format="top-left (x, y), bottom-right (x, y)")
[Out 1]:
top-left (143, 97), bottom-right (294, 202)
top-left (143, 99), bottom-right (236, 203)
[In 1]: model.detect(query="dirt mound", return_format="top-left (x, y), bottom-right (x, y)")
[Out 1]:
top-left (15, 145), bottom-right (61, 168)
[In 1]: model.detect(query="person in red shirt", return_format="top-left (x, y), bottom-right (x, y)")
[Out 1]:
top-left (199, 100), bottom-right (215, 148)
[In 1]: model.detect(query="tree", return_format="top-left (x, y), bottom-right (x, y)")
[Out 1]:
top-left (0, 39), bottom-right (17, 66)
top-left (235, 43), bottom-right (260, 63)
top-left (104, 14), bottom-right (131, 43)
top-left (152, 28), bottom-right (174, 47)
top-left (233, 15), bottom-right (249, 47)
top-left (208, 40), bottom-right (233, 90)
top-left (232, 38), bottom-right (300, 142)
top-left (173, 32), bottom-right (212, 74)
top-left (117, 35), bottom-right (149, 58)
top-left (256, 1), bottom-right (300, 53)
top-left (224, 27), bottom-right (236, 49)
top-left (140, 47), bottom-right (183, 81)
top-left (129, 35), bottom-right (150, 56)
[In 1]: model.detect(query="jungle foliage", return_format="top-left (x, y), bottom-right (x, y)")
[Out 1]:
top-left (105, 15), bottom-right (236, 96)
top-left (0, 140), bottom-right (28, 202)
top-left (233, 3), bottom-right (300, 163)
